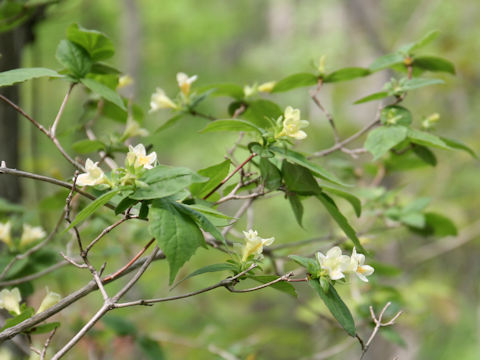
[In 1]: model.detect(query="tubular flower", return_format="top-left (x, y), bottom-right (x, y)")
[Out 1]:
top-left (316, 246), bottom-right (351, 280)
top-left (0, 221), bottom-right (12, 248)
top-left (20, 224), bottom-right (46, 248)
top-left (243, 84), bottom-right (257, 97)
top-left (0, 288), bottom-right (21, 315)
top-left (117, 74), bottom-right (134, 89)
top-left (36, 288), bottom-right (61, 314)
top-left (76, 159), bottom-right (108, 187)
top-left (258, 81), bottom-right (276, 93)
top-left (277, 106), bottom-right (309, 140)
top-left (149, 88), bottom-right (178, 112)
top-left (126, 144), bottom-right (157, 170)
top-left (241, 229), bottom-right (275, 262)
top-left (176, 72), bottom-right (197, 96)
top-left (347, 247), bottom-right (374, 282)
top-left (123, 117), bottom-right (149, 139)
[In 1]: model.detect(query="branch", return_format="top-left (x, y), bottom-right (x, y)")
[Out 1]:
top-left (226, 271), bottom-right (295, 293)
top-left (311, 79), bottom-right (340, 143)
top-left (50, 83), bottom-right (75, 137)
top-left (359, 302), bottom-right (402, 359)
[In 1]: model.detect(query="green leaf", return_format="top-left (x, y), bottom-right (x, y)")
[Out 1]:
top-left (66, 23), bottom-right (115, 61)
top-left (369, 53), bottom-right (404, 72)
top-left (0, 68), bottom-right (61, 87)
top-left (316, 193), bottom-right (366, 253)
top-left (400, 30), bottom-right (439, 54)
top-left (71, 139), bottom-right (105, 154)
top-left (190, 160), bottom-right (231, 198)
top-left (412, 145), bottom-right (437, 166)
top-left (440, 137), bottom-right (477, 159)
top-left (272, 73), bottom-right (318, 93)
top-left (89, 63), bottom-right (121, 74)
top-left (425, 212), bottom-right (458, 237)
top-left (288, 255), bottom-right (318, 275)
top-left (365, 126), bottom-right (408, 160)
top-left (399, 78), bottom-right (444, 92)
top-left (400, 212), bottom-right (425, 228)
top-left (200, 119), bottom-right (265, 135)
top-left (0, 308), bottom-right (34, 331)
top-left (413, 56), bottom-right (455, 74)
top-left (81, 77), bottom-right (126, 110)
top-left (171, 263), bottom-right (237, 290)
top-left (114, 195), bottom-right (137, 215)
top-left (354, 91), bottom-right (389, 104)
top-left (324, 67), bottom-right (370, 83)
top-left (131, 166), bottom-right (206, 200)
top-left (149, 199), bottom-right (206, 284)
top-left (380, 106), bottom-right (412, 126)
top-left (66, 188), bottom-right (123, 231)
top-left (282, 160), bottom-right (321, 195)
top-left (249, 275), bottom-right (297, 297)
top-left (288, 194), bottom-right (304, 228)
top-left (309, 279), bottom-right (356, 336)
top-left (199, 83), bottom-right (245, 99)
top-left (243, 99), bottom-right (283, 129)
top-left (155, 114), bottom-right (183, 133)
top-left (56, 40), bottom-right (92, 78)
top-left (259, 158), bottom-right (282, 190)
top-left (271, 147), bottom-right (348, 187)
top-left (138, 336), bottom-right (166, 360)
top-left (174, 202), bottom-right (226, 246)
top-left (26, 322), bottom-right (60, 334)
top-left (322, 186), bottom-right (361, 217)
top-left (407, 129), bottom-right (451, 150)
top-left (103, 315), bottom-right (137, 336)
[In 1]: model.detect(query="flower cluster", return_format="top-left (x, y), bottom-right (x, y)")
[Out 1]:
top-left (277, 106), bottom-right (309, 140)
top-left (239, 229), bottom-right (275, 262)
top-left (76, 143), bottom-right (157, 188)
top-left (0, 287), bottom-right (61, 316)
top-left (316, 246), bottom-right (374, 282)
top-left (149, 72), bottom-right (198, 113)
top-left (0, 222), bottom-right (46, 250)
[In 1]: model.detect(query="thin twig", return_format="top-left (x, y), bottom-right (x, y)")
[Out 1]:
top-left (226, 272), bottom-right (295, 293)
top-left (311, 79), bottom-right (340, 143)
top-left (51, 83), bottom-right (75, 137)
top-left (40, 327), bottom-right (57, 360)
top-left (359, 302), bottom-right (402, 359)
top-left (84, 215), bottom-right (134, 255)
top-left (203, 153), bottom-right (257, 200)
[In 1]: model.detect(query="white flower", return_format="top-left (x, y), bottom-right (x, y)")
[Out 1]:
top-left (76, 159), bottom-right (107, 187)
top-left (347, 247), bottom-right (374, 282)
top-left (126, 144), bottom-right (157, 170)
top-left (0, 288), bottom-right (21, 315)
top-left (149, 87), bottom-right (178, 112)
top-left (277, 106), bottom-right (309, 140)
top-left (176, 72), bottom-right (197, 96)
top-left (258, 81), bottom-right (276, 93)
top-left (36, 288), bottom-right (61, 314)
top-left (241, 229), bottom-right (275, 262)
top-left (123, 117), bottom-right (149, 139)
top-left (316, 246), bottom-right (351, 280)
top-left (117, 74), bottom-right (134, 89)
top-left (20, 224), bottom-right (46, 248)
top-left (0, 221), bottom-right (12, 248)
top-left (243, 84), bottom-right (257, 97)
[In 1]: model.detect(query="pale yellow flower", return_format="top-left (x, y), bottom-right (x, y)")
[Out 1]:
top-left (149, 88), bottom-right (178, 112)
top-left (117, 75), bottom-right (134, 89)
top-left (0, 288), bottom-right (21, 315)
top-left (243, 84), bottom-right (257, 97)
top-left (0, 221), bottom-right (12, 248)
top-left (76, 159), bottom-right (107, 187)
top-left (241, 229), bottom-right (275, 262)
top-left (36, 288), bottom-right (61, 314)
top-left (20, 224), bottom-right (46, 248)
top-left (258, 81), bottom-right (276, 93)
top-left (123, 117), bottom-right (149, 138)
top-left (316, 246), bottom-right (351, 280)
top-left (176, 72), bottom-right (197, 96)
top-left (347, 247), bottom-right (374, 282)
top-left (277, 106), bottom-right (309, 140)
top-left (126, 144), bottom-right (157, 170)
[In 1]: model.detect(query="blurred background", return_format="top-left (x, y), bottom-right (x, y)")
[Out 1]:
top-left (0, 0), bottom-right (479, 359)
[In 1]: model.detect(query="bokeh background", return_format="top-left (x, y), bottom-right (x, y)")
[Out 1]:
top-left (1, 0), bottom-right (479, 359)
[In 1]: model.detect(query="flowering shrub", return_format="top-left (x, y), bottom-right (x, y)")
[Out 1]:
top-left (0, 24), bottom-right (473, 359)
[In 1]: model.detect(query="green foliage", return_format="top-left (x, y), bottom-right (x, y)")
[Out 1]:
top-left (365, 126), bottom-right (408, 160)
top-left (172, 262), bottom-right (237, 289)
top-left (190, 160), bottom-right (231, 198)
top-left (272, 73), bottom-right (318, 93)
top-left (149, 199), bottom-right (206, 284)
top-left (200, 118), bottom-right (265, 135)
top-left (81, 77), bottom-right (126, 110)
top-left (66, 23), bottom-right (115, 62)
top-left (0, 68), bottom-right (61, 87)
top-left (56, 40), bottom-right (92, 79)
top-left (309, 279), bottom-right (356, 337)
top-left (249, 275), bottom-right (297, 297)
